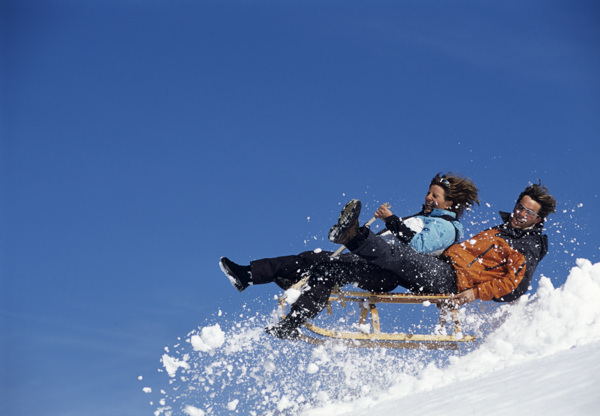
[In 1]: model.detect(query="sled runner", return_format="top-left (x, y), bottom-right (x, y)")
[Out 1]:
top-left (278, 286), bottom-right (476, 349)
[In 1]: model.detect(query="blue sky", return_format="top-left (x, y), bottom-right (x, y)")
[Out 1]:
top-left (2, 1), bottom-right (599, 415)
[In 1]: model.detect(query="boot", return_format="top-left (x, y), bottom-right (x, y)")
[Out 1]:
top-left (264, 311), bottom-right (306, 340)
top-left (328, 199), bottom-right (361, 245)
top-left (219, 257), bottom-right (252, 292)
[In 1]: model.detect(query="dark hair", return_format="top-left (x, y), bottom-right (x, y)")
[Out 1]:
top-left (517, 182), bottom-right (556, 220)
top-left (430, 172), bottom-right (480, 218)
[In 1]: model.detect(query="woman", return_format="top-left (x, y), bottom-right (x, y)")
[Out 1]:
top-left (220, 172), bottom-right (479, 339)
top-left (371, 173), bottom-right (479, 256)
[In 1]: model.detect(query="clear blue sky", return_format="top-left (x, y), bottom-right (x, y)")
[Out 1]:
top-left (2, 1), bottom-right (599, 415)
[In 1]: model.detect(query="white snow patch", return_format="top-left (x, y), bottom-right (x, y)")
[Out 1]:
top-left (183, 404), bottom-right (205, 416)
top-left (277, 395), bottom-right (294, 411)
top-left (161, 354), bottom-right (190, 378)
top-left (227, 399), bottom-right (239, 410)
top-left (357, 323), bottom-right (371, 333)
top-left (190, 324), bottom-right (225, 352)
top-left (306, 363), bottom-right (319, 374)
top-left (284, 288), bottom-right (302, 305)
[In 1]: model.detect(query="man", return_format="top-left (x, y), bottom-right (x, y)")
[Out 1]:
top-left (264, 182), bottom-right (555, 339)
top-left (448, 184), bottom-right (555, 304)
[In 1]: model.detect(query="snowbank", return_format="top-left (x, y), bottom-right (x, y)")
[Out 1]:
top-left (304, 259), bottom-right (600, 415)
top-left (147, 259), bottom-right (600, 416)
top-left (337, 342), bottom-right (600, 416)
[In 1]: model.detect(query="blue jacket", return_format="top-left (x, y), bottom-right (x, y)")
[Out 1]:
top-left (378, 208), bottom-right (463, 255)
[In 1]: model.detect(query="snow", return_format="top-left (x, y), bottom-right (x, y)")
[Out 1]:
top-left (283, 288), bottom-right (302, 305)
top-left (183, 405), bottom-right (205, 416)
top-left (148, 259), bottom-right (600, 415)
top-left (160, 353), bottom-right (190, 378)
top-left (330, 343), bottom-right (600, 416)
top-left (189, 324), bottom-right (225, 352)
top-left (306, 260), bottom-right (600, 416)
top-left (226, 399), bottom-right (239, 411)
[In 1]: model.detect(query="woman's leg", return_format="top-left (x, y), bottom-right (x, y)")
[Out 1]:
top-left (250, 250), bottom-right (337, 289)
top-left (221, 251), bottom-right (337, 292)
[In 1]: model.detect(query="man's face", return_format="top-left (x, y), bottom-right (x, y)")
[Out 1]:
top-left (510, 195), bottom-right (542, 229)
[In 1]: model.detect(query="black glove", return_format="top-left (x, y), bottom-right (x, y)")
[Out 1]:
top-left (384, 215), bottom-right (416, 244)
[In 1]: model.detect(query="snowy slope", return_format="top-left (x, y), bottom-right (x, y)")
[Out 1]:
top-left (305, 258), bottom-right (600, 416)
top-left (147, 259), bottom-right (600, 415)
top-left (320, 343), bottom-right (600, 416)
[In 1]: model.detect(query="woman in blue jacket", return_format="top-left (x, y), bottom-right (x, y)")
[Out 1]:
top-left (374, 180), bottom-right (466, 256)
top-left (220, 173), bottom-right (479, 338)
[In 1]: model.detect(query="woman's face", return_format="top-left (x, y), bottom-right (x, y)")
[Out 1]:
top-left (424, 184), bottom-right (453, 213)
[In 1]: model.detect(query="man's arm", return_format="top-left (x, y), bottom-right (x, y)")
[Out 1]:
top-left (474, 248), bottom-right (527, 301)
top-left (494, 234), bottom-right (547, 302)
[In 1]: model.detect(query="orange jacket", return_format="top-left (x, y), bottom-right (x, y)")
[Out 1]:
top-left (443, 229), bottom-right (527, 301)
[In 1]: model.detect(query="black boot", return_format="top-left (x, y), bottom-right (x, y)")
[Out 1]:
top-left (265, 311), bottom-right (306, 341)
top-left (328, 199), bottom-right (361, 245)
top-left (219, 257), bottom-right (252, 292)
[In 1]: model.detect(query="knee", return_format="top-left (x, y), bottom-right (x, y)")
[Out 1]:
top-left (308, 263), bottom-right (338, 287)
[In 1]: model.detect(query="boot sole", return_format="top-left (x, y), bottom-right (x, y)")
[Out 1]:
top-left (328, 199), bottom-right (361, 243)
top-left (338, 199), bottom-right (361, 227)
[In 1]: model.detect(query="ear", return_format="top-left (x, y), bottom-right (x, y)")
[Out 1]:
top-left (444, 200), bottom-right (454, 210)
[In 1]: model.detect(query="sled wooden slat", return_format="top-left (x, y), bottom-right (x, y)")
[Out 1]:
top-left (329, 290), bottom-right (457, 305)
top-left (297, 333), bottom-right (462, 350)
top-left (304, 321), bottom-right (475, 343)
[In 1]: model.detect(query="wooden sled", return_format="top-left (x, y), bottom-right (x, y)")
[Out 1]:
top-left (279, 286), bottom-right (476, 350)
top-left (275, 207), bottom-right (475, 349)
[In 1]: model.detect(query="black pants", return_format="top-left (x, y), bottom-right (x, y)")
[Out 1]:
top-left (251, 250), bottom-right (400, 320)
top-left (250, 230), bottom-right (458, 322)
top-left (350, 230), bottom-right (459, 295)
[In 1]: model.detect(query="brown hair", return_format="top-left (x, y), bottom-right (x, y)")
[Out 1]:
top-left (517, 182), bottom-right (556, 220)
top-left (430, 172), bottom-right (480, 218)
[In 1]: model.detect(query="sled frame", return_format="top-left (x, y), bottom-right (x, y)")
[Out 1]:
top-left (279, 286), bottom-right (476, 349)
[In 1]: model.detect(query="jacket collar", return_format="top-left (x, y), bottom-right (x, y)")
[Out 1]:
top-left (499, 211), bottom-right (544, 236)
top-left (420, 206), bottom-right (458, 219)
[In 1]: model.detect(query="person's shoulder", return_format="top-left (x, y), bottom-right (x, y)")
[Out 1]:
top-left (429, 208), bottom-right (458, 220)
top-left (431, 209), bottom-right (461, 229)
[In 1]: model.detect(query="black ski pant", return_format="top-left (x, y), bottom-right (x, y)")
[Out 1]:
top-left (250, 230), bottom-right (458, 322)
top-left (251, 250), bottom-right (399, 320)
top-left (348, 229), bottom-right (459, 293)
